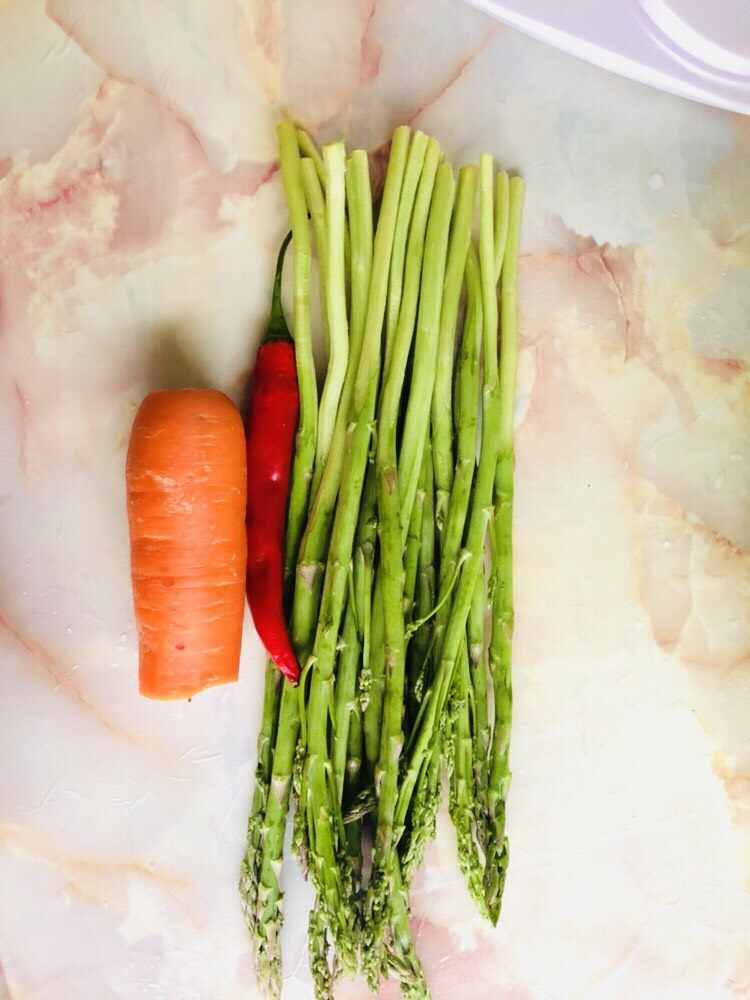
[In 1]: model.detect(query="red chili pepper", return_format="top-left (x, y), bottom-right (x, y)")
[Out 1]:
top-left (245, 233), bottom-right (300, 685)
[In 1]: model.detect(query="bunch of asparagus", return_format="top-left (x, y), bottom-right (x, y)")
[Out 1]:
top-left (240, 121), bottom-right (524, 1000)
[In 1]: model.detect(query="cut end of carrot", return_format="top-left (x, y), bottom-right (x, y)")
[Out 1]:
top-left (139, 666), bottom-right (240, 701)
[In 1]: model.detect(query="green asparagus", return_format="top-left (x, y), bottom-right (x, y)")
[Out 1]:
top-left (240, 123), bottom-right (525, 999)
top-left (485, 176), bottom-right (525, 923)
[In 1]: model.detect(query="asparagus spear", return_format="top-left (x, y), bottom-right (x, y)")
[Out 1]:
top-left (332, 601), bottom-right (360, 806)
top-left (397, 162), bottom-right (457, 542)
top-left (252, 134), bottom-right (373, 998)
top-left (301, 126), bottom-right (411, 972)
top-left (254, 680), bottom-right (305, 997)
top-left (468, 568), bottom-right (490, 841)
top-left (430, 172), bottom-right (481, 741)
top-left (300, 157), bottom-right (330, 356)
top-left (434, 219), bottom-right (481, 638)
top-left (346, 151), bottom-right (374, 383)
top-left (239, 659), bottom-right (282, 938)
top-left (362, 136), bottom-right (441, 787)
top-left (399, 241), bottom-right (483, 881)
top-left (293, 142), bottom-right (355, 884)
top-left (309, 903), bottom-right (335, 1000)
top-left (431, 166), bottom-right (478, 536)
top-left (441, 227), bottom-right (489, 912)
top-left (343, 673), bottom-right (363, 870)
top-left (395, 155), bottom-right (502, 863)
top-left (448, 639), bottom-right (488, 917)
top-left (404, 448), bottom-right (427, 625)
top-left (341, 153), bottom-right (377, 733)
top-left (407, 440), bottom-right (435, 717)
top-left (289, 170), bottom-right (348, 899)
top-left (385, 131), bottom-right (430, 367)
top-left (493, 171), bottom-right (510, 282)
top-left (312, 142), bottom-right (349, 488)
top-left (363, 578), bottom-right (385, 779)
top-left (297, 127), bottom-right (325, 185)
top-left (485, 176), bottom-right (525, 923)
top-left (278, 122), bottom-right (318, 589)
top-left (298, 127), bottom-right (352, 277)
top-left (295, 153), bottom-right (376, 987)
top-left (250, 122), bottom-right (319, 999)
top-left (400, 741), bottom-right (441, 884)
top-left (386, 859), bottom-right (429, 999)
top-left (398, 173), bottom-right (478, 871)
top-left (292, 149), bottom-right (372, 685)
top-left (283, 152), bottom-right (376, 892)
top-left (366, 156), bottom-right (455, 988)
top-left (240, 233), bottom-right (296, 936)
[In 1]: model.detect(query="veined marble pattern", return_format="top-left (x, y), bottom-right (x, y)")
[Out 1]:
top-left (0, 1), bottom-right (748, 998)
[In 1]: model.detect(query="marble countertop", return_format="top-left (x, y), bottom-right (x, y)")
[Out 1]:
top-left (0, 1), bottom-right (748, 998)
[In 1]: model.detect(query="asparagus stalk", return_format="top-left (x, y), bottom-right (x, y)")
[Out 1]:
top-left (292, 727), bottom-right (309, 874)
top-left (239, 659), bottom-right (282, 937)
top-left (346, 151), bottom-right (374, 379)
top-left (342, 154), bottom-right (375, 743)
top-left (301, 126), bottom-right (411, 972)
top-left (386, 859), bottom-right (429, 999)
top-left (292, 151), bottom-right (372, 677)
top-left (363, 578), bottom-right (385, 780)
top-left (312, 143), bottom-right (349, 489)
top-left (431, 244), bottom-right (482, 687)
top-left (277, 122), bottom-right (318, 590)
top-left (404, 448), bottom-right (427, 625)
top-left (485, 176), bottom-right (525, 923)
top-left (309, 903), bottom-right (335, 1000)
top-left (240, 233), bottom-right (296, 936)
top-left (429, 215), bottom-right (482, 817)
top-left (430, 166), bottom-right (478, 536)
top-left (397, 162), bottom-right (457, 541)
top-left (468, 568), bottom-right (489, 839)
top-left (291, 145), bottom-right (351, 878)
top-left (362, 135), bottom-right (441, 786)
top-left (300, 157), bottom-right (330, 355)
top-left (298, 128), bottom-right (352, 277)
top-left (343, 678), bottom-right (363, 870)
top-left (443, 238), bottom-right (489, 912)
top-left (395, 156), bottom-right (502, 860)
top-left (251, 123), bottom-right (320, 999)
top-left (288, 159), bottom-right (374, 894)
top-left (252, 137), bottom-right (373, 998)
top-left (385, 131), bottom-right (430, 367)
top-left (254, 680), bottom-right (306, 997)
top-left (332, 599), bottom-right (364, 922)
top-left (297, 127), bottom-right (325, 185)
top-left (493, 171), bottom-right (510, 282)
top-left (408, 440), bottom-right (435, 716)
top-left (332, 601), bottom-right (361, 805)
top-left (448, 638), bottom-right (488, 917)
top-left (366, 156), bottom-right (455, 989)
top-left (400, 740), bottom-right (440, 884)
top-left (354, 460), bottom-right (377, 706)
top-left (361, 131), bottom-right (438, 781)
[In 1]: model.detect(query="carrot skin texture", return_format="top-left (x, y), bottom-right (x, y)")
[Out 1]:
top-left (245, 339), bottom-right (300, 684)
top-left (126, 389), bottom-right (247, 700)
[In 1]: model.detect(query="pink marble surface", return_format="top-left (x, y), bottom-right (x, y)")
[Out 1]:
top-left (0, 1), bottom-right (748, 998)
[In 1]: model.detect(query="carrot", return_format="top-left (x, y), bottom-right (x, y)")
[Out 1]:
top-left (126, 389), bottom-right (247, 700)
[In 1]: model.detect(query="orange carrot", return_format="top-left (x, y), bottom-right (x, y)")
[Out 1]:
top-left (126, 389), bottom-right (247, 700)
